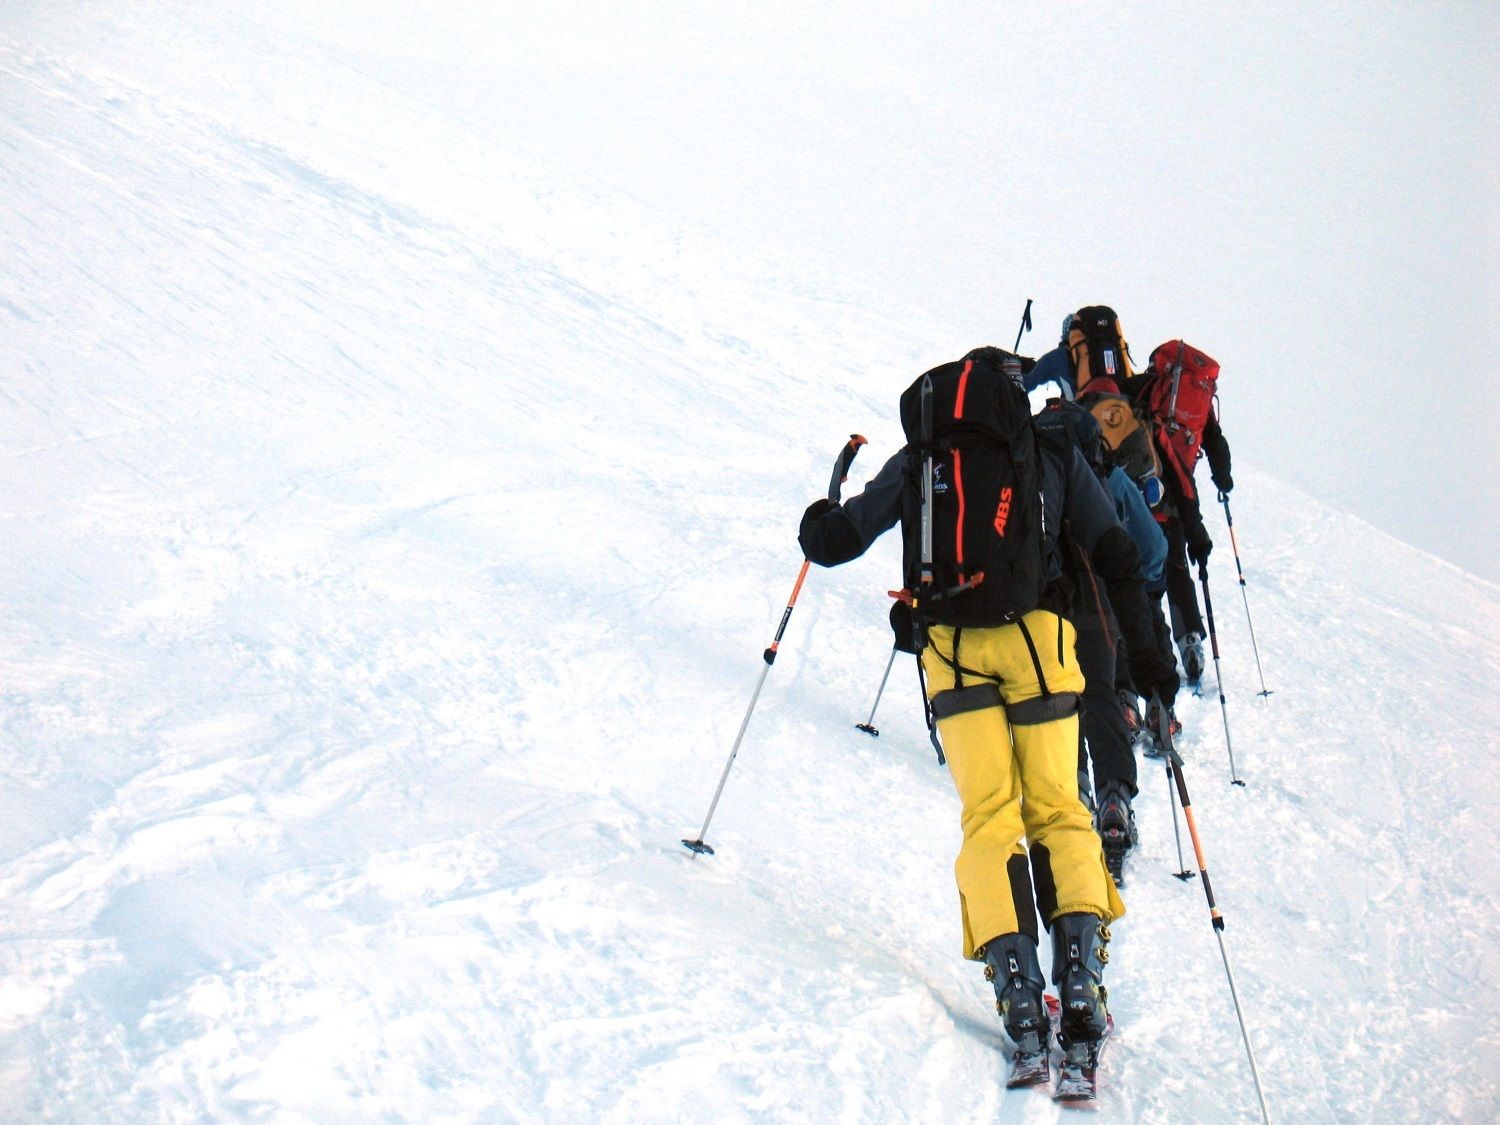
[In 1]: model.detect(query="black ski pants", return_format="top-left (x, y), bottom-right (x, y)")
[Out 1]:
top-left (1148, 590), bottom-right (1176, 681)
top-left (1163, 516), bottom-right (1205, 640)
top-left (1072, 596), bottom-right (1137, 801)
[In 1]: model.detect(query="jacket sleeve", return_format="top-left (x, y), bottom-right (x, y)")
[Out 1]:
top-left (1062, 449), bottom-right (1175, 695)
top-left (1203, 412), bottom-right (1232, 488)
top-left (1107, 467), bottom-right (1167, 591)
top-left (798, 449), bottom-right (905, 566)
top-left (1022, 346), bottom-right (1073, 397)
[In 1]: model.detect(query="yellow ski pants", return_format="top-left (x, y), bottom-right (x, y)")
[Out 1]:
top-left (921, 610), bottom-right (1125, 961)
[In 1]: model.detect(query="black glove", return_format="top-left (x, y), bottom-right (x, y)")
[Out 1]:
top-left (1186, 522), bottom-right (1213, 566)
top-left (889, 600), bottom-right (919, 655)
top-left (1212, 470), bottom-right (1233, 494)
top-left (798, 498), bottom-right (863, 567)
top-left (1130, 650), bottom-right (1180, 710)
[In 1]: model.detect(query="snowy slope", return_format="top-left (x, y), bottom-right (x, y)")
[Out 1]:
top-left (3, 16), bottom-right (1500, 1125)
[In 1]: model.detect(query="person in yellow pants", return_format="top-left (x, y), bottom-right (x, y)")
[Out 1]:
top-left (919, 613), bottom-right (1123, 1064)
top-left (798, 346), bottom-right (1178, 1070)
top-left (922, 615), bottom-right (1124, 959)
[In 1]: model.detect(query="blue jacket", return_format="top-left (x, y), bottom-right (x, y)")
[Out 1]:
top-left (1105, 466), bottom-right (1167, 593)
top-left (1022, 346), bottom-right (1075, 400)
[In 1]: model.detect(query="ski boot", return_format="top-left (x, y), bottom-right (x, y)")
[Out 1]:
top-left (1178, 632), bottom-right (1205, 686)
top-left (1094, 781), bottom-right (1137, 887)
top-left (1050, 913), bottom-right (1113, 1098)
top-left (1121, 691), bottom-right (1156, 756)
top-left (1143, 698), bottom-right (1182, 757)
top-left (1119, 690), bottom-right (1143, 737)
top-left (983, 933), bottom-right (1050, 1087)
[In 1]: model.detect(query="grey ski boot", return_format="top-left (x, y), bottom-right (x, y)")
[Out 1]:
top-left (1050, 912), bottom-right (1111, 1047)
top-left (1179, 631), bottom-right (1205, 685)
top-left (983, 932), bottom-right (1050, 1087)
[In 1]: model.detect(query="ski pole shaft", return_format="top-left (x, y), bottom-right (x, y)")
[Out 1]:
top-left (1197, 562), bottom-right (1244, 785)
top-left (682, 435), bottom-right (866, 856)
top-left (1160, 709), bottom-right (1272, 1124)
top-left (1153, 693), bottom-right (1193, 880)
top-left (856, 645), bottom-right (898, 736)
top-left (1219, 493), bottom-right (1271, 697)
top-left (1166, 755), bottom-right (1191, 879)
top-left (1215, 929), bottom-right (1273, 1125)
top-left (1012, 297), bottom-right (1034, 351)
top-left (684, 651), bottom-right (780, 855)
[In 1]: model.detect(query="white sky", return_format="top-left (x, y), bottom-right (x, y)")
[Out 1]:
top-left (343, 0), bottom-right (1495, 580)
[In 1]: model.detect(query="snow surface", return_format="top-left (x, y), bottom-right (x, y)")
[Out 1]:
top-left (3, 8), bottom-right (1500, 1124)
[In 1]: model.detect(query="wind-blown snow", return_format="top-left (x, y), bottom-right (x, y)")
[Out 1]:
top-left (2, 14), bottom-right (1498, 1125)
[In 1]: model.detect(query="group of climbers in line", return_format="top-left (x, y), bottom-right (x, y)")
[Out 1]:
top-left (795, 303), bottom-right (1233, 1091)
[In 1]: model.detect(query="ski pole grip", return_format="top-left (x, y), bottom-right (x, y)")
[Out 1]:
top-left (1012, 297), bottom-right (1034, 351)
top-left (827, 434), bottom-right (868, 504)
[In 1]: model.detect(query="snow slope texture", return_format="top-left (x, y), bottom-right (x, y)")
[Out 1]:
top-left (3, 19), bottom-right (1499, 1125)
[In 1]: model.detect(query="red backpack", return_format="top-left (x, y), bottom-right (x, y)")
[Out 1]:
top-left (1144, 341), bottom-right (1220, 501)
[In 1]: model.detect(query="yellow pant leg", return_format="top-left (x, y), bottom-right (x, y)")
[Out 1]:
top-left (1011, 713), bottom-right (1125, 924)
top-left (925, 613), bottom-right (1124, 958)
top-left (916, 673), bottom-right (1030, 958)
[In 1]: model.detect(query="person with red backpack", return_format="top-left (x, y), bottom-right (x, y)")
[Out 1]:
top-left (797, 346), bottom-right (1177, 1095)
top-left (1134, 342), bottom-right (1234, 693)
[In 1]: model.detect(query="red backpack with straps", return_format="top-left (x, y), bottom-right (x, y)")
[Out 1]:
top-left (1144, 341), bottom-right (1220, 502)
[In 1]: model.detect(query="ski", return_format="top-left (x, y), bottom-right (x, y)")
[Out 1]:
top-left (1005, 1046), bottom-right (1050, 1088)
top-left (1053, 1014), bottom-right (1114, 1103)
top-left (1006, 996), bottom-right (1115, 1099)
top-left (1007, 998), bottom-right (1057, 1089)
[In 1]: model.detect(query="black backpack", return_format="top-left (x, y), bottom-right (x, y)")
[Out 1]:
top-left (1065, 305), bottom-right (1136, 392)
top-left (897, 347), bottom-right (1046, 629)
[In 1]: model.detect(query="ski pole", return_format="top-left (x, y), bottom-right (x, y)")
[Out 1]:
top-left (682, 434), bottom-right (868, 856)
top-left (1152, 693), bottom-right (1194, 881)
top-left (855, 645), bottom-right (898, 736)
top-left (1011, 297), bottom-right (1034, 351)
top-left (1166, 754), bottom-right (1192, 880)
top-left (1159, 706), bottom-right (1272, 1125)
top-left (1197, 562), bottom-right (1245, 786)
top-left (1219, 492), bottom-right (1271, 697)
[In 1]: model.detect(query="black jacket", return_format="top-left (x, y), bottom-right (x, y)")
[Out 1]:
top-left (799, 443), bottom-right (1178, 701)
